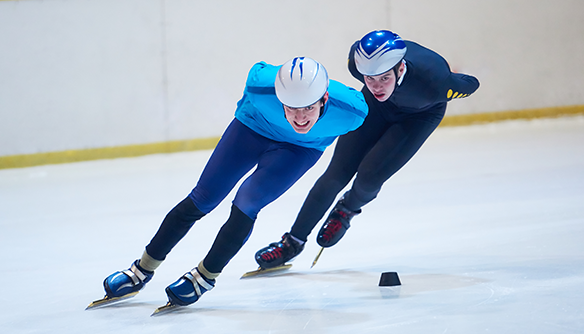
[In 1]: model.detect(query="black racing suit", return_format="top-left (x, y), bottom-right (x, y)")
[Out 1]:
top-left (290, 40), bottom-right (480, 241)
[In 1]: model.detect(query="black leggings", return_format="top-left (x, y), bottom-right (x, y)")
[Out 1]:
top-left (290, 103), bottom-right (446, 241)
top-left (145, 198), bottom-right (254, 274)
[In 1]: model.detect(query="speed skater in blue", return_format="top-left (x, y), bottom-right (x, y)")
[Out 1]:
top-left (255, 30), bottom-right (480, 269)
top-left (85, 57), bottom-right (368, 315)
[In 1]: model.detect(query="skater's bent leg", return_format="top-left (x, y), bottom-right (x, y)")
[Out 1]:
top-left (233, 142), bottom-right (322, 220)
top-left (202, 204), bottom-right (255, 274)
top-left (287, 105), bottom-right (393, 241)
top-left (144, 120), bottom-right (266, 265)
top-left (145, 197), bottom-right (206, 262)
top-left (210, 143), bottom-right (320, 270)
top-left (289, 172), bottom-right (349, 242)
top-left (344, 108), bottom-right (445, 210)
top-left (289, 123), bottom-right (384, 241)
top-left (189, 119), bottom-right (266, 213)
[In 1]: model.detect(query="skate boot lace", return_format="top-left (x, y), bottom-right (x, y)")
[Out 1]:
top-left (322, 219), bottom-right (343, 242)
top-left (261, 244), bottom-right (284, 261)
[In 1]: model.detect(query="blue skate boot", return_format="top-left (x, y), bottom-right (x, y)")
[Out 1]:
top-left (317, 199), bottom-right (361, 247)
top-left (104, 260), bottom-right (154, 298)
top-left (87, 260), bottom-right (154, 309)
top-left (165, 267), bottom-right (215, 306)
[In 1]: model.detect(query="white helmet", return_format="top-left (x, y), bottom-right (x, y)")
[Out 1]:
top-left (354, 30), bottom-right (407, 76)
top-left (275, 57), bottom-right (329, 108)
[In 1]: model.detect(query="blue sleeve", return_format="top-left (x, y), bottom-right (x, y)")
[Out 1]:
top-left (245, 62), bottom-right (280, 90)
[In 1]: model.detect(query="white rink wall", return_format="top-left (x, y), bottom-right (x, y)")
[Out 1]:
top-left (1, 0), bottom-right (583, 156)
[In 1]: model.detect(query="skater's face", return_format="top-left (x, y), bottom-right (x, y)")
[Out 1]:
top-left (283, 92), bottom-right (329, 134)
top-left (364, 62), bottom-right (405, 102)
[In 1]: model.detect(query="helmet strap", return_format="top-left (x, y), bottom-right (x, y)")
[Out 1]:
top-left (393, 59), bottom-right (406, 87)
top-left (318, 95), bottom-right (328, 118)
top-left (392, 60), bottom-right (403, 83)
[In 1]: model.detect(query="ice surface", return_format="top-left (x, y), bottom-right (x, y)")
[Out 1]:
top-left (1, 117), bottom-right (583, 333)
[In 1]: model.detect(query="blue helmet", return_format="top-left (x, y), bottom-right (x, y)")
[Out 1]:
top-left (354, 30), bottom-right (407, 76)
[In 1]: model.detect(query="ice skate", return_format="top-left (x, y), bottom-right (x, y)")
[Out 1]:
top-left (316, 199), bottom-right (361, 248)
top-left (86, 260), bottom-right (154, 310)
top-left (241, 263), bottom-right (293, 279)
top-left (242, 233), bottom-right (304, 278)
top-left (255, 232), bottom-right (305, 269)
top-left (152, 267), bottom-right (215, 316)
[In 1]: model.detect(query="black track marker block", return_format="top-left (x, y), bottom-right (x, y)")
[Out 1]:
top-left (379, 272), bottom-right (401, 286)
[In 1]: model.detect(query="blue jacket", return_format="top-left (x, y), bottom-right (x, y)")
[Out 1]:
top-left (234, 62), bottom-right (368, 151)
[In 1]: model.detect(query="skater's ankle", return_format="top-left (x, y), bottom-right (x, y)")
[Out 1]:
top-left (139, 251), bottom-right (163, 273)
top-left (289, 234), bottom-right (305, 246)
top-left (197, 261), bottom-right (220, 280)
top-left (338, 199), bottom-right (361, 214)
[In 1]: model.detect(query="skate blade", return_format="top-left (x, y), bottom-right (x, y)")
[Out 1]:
top-left (311, 247), bottom-right (324, 268)
top-left (151, 302), bottom-right (180, 317)
top-left (240, 264), bottom-right (292, 279)
top-left (85, 291), bottom-right (139, 310)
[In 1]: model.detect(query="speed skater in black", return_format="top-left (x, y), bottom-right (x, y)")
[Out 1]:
top-left (256, 30), bottom-right (480, 269)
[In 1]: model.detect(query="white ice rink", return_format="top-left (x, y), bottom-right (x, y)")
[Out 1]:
top-left (1, 117), bottom-right (583, 333)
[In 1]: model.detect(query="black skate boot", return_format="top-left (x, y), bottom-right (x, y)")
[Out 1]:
top-left (316, 199), bottom-right (361, 247)
top-left (255, 233), bottom-right (305, 269)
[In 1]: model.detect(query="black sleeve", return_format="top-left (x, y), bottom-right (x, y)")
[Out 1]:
top-left (441, 73), bottom-right (480, 101)
top-left (347, 41), bottom-right (365, 84)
